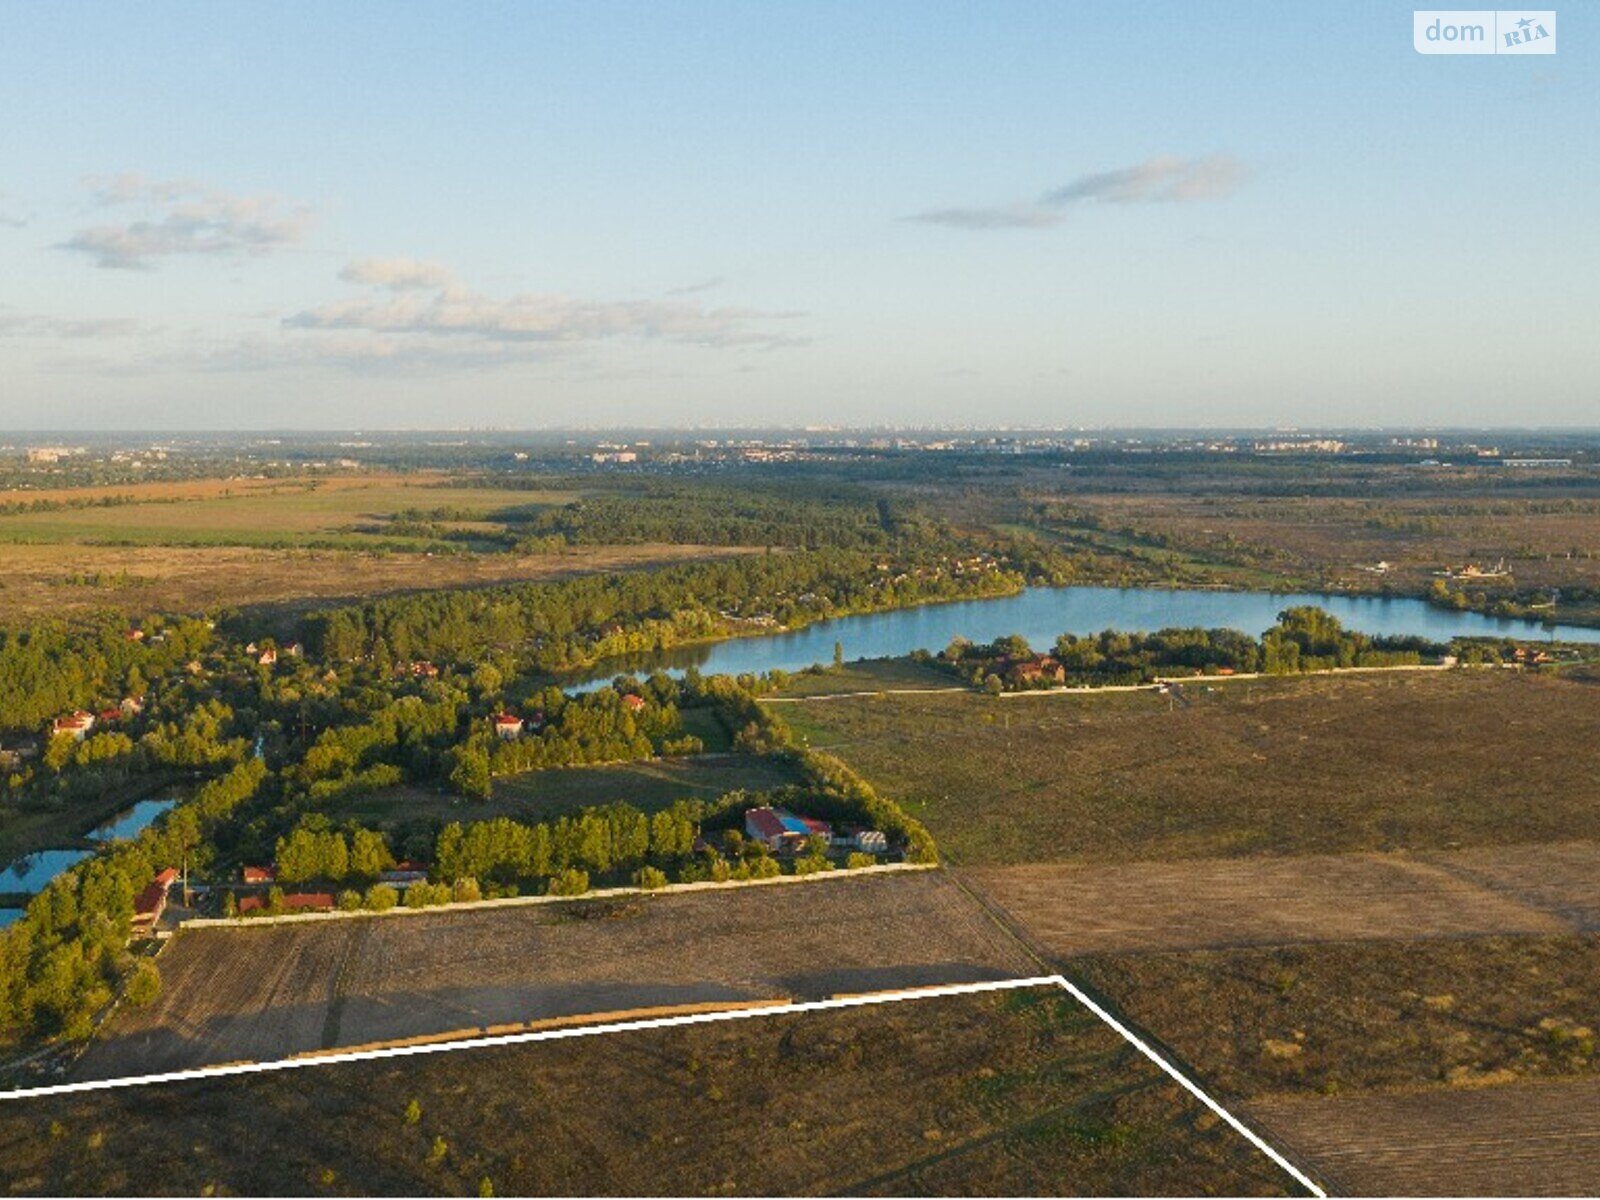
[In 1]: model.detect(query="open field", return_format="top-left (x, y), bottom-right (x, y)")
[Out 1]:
top-left (783, 669), bottom-right (1600, 866)
top-left (770, 655), bottom-right (960, 697)
top-left (73, 871), bottom-right (1038, 1080)
top-left (962, 842), bottom-right (1600, 956)
top-left (2, 988), bottom-right (1304, 1197)
top-left (0, 473), bottom-right (576, 547)
top-left (1059, 490), bottom-right (1600, 602)
top-left (1075, 935), bottom-right (1600, 1101)
top-left (0, 541), bottom-right (752, 619)
top-left (343, 753), bottom-right (803, 828)
top-left (1246, 1076), bottom-right (1600, 1196)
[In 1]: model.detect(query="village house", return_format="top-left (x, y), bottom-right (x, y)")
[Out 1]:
top-left (1006, 655), bottom-right (1066, 686)
top-left (241, 865), bottom-right (277, 884)
top-left (493, 712), bottom-right (525, 740)
top-left (257, 647), bottom-right (278, 666)
top-left (621, 693), bottom-right (647, 713)
top-left (379, 862), bottom-right (430, 887)
top-left (744, 806), bottom-right (832, 854)
top-left (50, 710), bottom-right (96, 740)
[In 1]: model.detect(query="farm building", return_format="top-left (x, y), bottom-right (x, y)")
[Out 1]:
top-left (831, 827), bottom-right (889, 854)
top-left (744, 806), bottom-right (832, 854)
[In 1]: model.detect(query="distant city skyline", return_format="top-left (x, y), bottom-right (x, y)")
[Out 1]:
top-left (2, 1), bottom-right (1595, 430)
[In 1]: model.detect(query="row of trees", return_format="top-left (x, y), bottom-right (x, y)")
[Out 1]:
top-left (936, 608), bottom-right (1431, 690)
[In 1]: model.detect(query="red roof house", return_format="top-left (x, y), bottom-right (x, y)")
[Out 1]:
top-left (621, 693), bottom-right (647, 712)
top-left (241, 865), bottom-right (276, 884)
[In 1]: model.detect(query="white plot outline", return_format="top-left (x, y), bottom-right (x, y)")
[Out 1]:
top-left (0, 973), bottom-right (1325, 1197)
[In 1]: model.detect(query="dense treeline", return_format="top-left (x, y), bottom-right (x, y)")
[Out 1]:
top-left (489, 484), bottom-right (923, 552)
top-left (0, 759), bottom-right (268, 1039)
top-left (301, 547), bottom-right (1028, 672)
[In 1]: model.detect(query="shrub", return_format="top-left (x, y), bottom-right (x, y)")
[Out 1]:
top-left (748, 855), bottom-right (782, 879)
top-left (337, 890), bottom-right (363, 912)
top-left (547, 868), bottom-right (589, 896)
top-left (633, 865), bottom-right (668, 890)
top-left (403, 1098), bottom-right (422, 1126)
top-left (123, 960), bottom-right (161, 1007)
top-left (845, 852), bottom-right (877, 870)
top-left (451, 876), bottom-right (482, 904)
top-left (793, 854), bottom-right (833, 876)
top-left (365, 884), bottom-right (399, 911)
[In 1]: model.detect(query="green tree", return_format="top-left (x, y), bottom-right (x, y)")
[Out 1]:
top-left (123, 960), bottom-right (161, 1007)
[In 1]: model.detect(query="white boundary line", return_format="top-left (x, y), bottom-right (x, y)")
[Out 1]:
top-left (0, 973), bottom-right (1324, 1196)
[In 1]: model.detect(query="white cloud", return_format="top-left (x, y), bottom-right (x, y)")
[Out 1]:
top-left (665, 276), bottom-right (725, 296)
top-left (286, 260), bottom-right (807, 350)
top-left (908, 154), bottom-right (1249, 231)
top-left (58, 173), bottom-right (314, 269)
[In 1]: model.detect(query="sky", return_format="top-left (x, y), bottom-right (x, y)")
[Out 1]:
top-left (1, 1), bottom-right (1595, 430)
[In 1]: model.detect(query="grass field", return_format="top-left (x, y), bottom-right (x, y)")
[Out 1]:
top-left (72, 871), bottom-right (1038, 1080)
top-left (4, 988), bottom-right (1305, 1197)
top-left (769, 656), bottom-right (961, 697)
top-left (343, 752), bottom-right (803, 829)
top-left (781, 668), bottom-right (1600, 866)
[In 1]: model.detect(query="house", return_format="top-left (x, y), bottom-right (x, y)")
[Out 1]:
top-left (131, 867), bottom-right (180, 935)
top-left (492, 713), bottom-right (525, 740)
top-left (284, 642), bottom-right (304, 658)
top-left (124, 628), bottom-right (145, 642)
top-left (241, 865), bottom-right (276, 884)
top-left (621, 693), bottom-right (647, 713)
top-left (379, 866), bottom-right (430, 887)
top-left (50, 710), bottom-right (96, 740)
top-left (98, 707), bottom-right (123, 725)
top-left (257, 648), bottom-right (278, 666)
top-left (120, 695), bottom-right (146, 716)
top-left (408, 660), bottom-right (440, 678)
top-left (833, 826), bottom-right (889, 854)
top-left (744, 806), bottom-right (832, 854)
top-left (1007, 656), bottom-right (1066, 686)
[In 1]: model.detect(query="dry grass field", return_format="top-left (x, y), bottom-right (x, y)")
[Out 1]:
top-left (961, 843), bottom-right (1599, 956)
top-left (73, 871), bottom-right (1038, 1081)
top-left (1245, 1076), bottom-right (1600, 1196)
top-left (783, 669), bottom-right (1600, 866)
top-left (2, 988), bottom-right (1306, 1197)
top-left (0, 541), bottom-right (752, 618)
top-left (1064, 490), bottom-right (1600, 602)
top-left (1075, 935), bottom-right (1600, 1100)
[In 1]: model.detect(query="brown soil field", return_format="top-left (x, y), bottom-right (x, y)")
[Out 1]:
top-left (783, 669), bottom-right (1600, 866)
top-left (1074, 935), bottom-right (1600, 1101)
top-left (960, 841), bottom-right (1599, 957)
top-left (1246, 1076), bottom-right (1600, 1196)
top-left (73, 871), bottom-right (1039, 1081)
top-left (0, 541), bottom-right (752, 618)
top-left (1, 988), bottom-right (1306, 1197)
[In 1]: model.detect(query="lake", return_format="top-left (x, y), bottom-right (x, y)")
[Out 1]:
top-left (0, 795), bottom-right (177, 898)
top-left (571, 585), bottom-right (1600, 686)
top-left (88, 797), bottom-right (177, 842)
top-left (1, 848), bottom-right (93, 894)
top-left (0, 907), bottom-right (23, 929)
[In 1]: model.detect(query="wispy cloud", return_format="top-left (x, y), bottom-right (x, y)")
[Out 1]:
top-left (0, 307), bottom-right (150, 338)
top-left (285, 260), bottom-right (806, 350)
top-left (340, 257), bottom-right (459, 292)
top-left (58, 172), bottom-right (314, 269)
top-left (665, 276), bottom-right (725, 296)
top-left (906, 154), bottom-right (1249, 231)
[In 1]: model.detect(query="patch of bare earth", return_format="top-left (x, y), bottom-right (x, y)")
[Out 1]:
top-left (73, 871), bottom-right (1037, 1081)
top-left (1246, 1077), bottom-right (1600, 1196)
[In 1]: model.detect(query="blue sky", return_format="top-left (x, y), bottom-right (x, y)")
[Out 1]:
top-left (1, 1), bottom-right (1594, 429)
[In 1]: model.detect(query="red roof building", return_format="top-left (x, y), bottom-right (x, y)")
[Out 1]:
top-left (237, 892), bottom-right (334, 914)
top-left (50, 710), bottom-right (96, 740)
top-left (131, 868), bottom-right (180, 935)
top-left (621, 693), bottom-right (647, 712)
top-left (492, 713), bottom-right (525, 740)
top-left (241, 865), bottom-right (276, 884)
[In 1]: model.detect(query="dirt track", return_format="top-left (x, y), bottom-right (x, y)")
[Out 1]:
top-left (74, 871), bottom-right (1036, 1081)
top-left (1247, 1077), bottom-right (1600, 1196)
top-left (961, 841), bottom-right (1600, 956)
